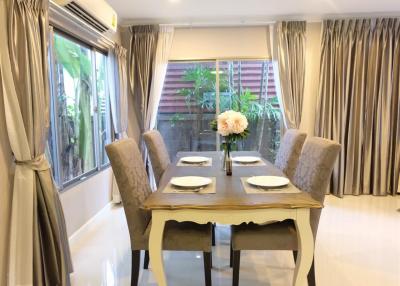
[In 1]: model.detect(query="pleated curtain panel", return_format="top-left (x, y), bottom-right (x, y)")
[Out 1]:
top-left (0, 0), bottom-right (72, 285)
top-left (128, 25), bottom-right (174, 188)
top-left (275, 21), bottom-right (306, 129)
top-left (109, 44), bottom-right (129, 140)
top-left (108, 44), bottom-right (129, 203)
top-left (128, 25), bottom-right (159, 136)
top-left (315, 19), bottom-right (400, 196)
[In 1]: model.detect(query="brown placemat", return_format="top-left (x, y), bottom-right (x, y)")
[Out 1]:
top-left (163, 177), bottom-right (216, 194)
top-left (240, 177), bottom-right (301, 194)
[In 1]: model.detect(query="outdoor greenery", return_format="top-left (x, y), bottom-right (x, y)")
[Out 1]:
top-left (54, 35), bottom-right (94, 180)
top-left (176, 64), bottom-right (280, 122)
top-left (168, 63), bottom-right (281, 158)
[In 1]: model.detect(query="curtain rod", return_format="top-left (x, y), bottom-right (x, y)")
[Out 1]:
top-left (159, 20), bottom-right (276, 28)
top-left (120, 20), bottom-right (277, 28)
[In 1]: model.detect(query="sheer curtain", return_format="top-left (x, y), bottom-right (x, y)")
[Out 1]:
top-left (108, 44), bottom-right (129, 203)
top-left (274, 21), bottom-right (306, 129)
top-left (315, 19), bottom-right (400, 196)
top-left (147, 26), bottom-right (175, 130)
top-left (0, 1), bottom-right (72, 285)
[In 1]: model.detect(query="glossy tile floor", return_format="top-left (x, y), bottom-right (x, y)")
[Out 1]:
top-left (70, 195), bottom-right (400, 286)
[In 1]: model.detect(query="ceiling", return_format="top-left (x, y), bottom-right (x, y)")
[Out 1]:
top-left (107, 0), bottom-right (400, 26)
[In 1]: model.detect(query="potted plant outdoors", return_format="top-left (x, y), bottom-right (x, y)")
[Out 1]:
top-left (210, 110), bottom-right (249, 176)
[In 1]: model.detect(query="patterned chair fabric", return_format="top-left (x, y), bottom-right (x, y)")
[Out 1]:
top-left (292, 137), bottom-right (341, 236)
top-left (143, 130), bottom-right (171, 187)
top-left (274, 129), bottom-right (307, 180)
top-left (106, 139), bottom-right (152, 249)
top-left (106, 139), bottom-right (212, 251)
top-left (232, 136), bottom-right (341, 250)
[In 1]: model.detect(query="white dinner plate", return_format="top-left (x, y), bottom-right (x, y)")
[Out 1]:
top-left (232, 156), bottom-right (261, 164)
top-left (180, 156), bottom-right (210, 164)
top-left (247, 176), bottom-right (290, 188)
top-left (170, 176), bottom-right (212, 189)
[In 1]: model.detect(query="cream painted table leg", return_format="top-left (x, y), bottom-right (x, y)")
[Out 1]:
top-left (149, 211), bottom-right (167, 286)
top-left (293, 208), bottom-right (314, 286)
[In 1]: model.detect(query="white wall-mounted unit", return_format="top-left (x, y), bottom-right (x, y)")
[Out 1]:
top-left (54, 0), bottom-right (118, 33)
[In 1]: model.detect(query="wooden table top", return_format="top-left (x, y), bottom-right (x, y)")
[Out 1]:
top-left (143, 151), bottom-right (322, 210)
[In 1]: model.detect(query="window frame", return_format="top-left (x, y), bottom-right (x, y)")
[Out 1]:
top-left (94, 49), bottom-right (113, 169)
top-left (48, 26), bottom-right (112, 191)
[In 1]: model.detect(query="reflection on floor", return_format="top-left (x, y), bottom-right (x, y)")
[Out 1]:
top-left (70, 195), bottom-right (400, 286)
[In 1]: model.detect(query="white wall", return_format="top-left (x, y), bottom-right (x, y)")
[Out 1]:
top-left (170, 26), bottom-right (271, 60)
top-left (60, 168), bottom-right (113, 236)
top-left (300, 22), bottom-right (322, 135)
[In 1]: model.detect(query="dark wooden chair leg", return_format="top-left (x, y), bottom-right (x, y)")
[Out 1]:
top-left (131, 250), bottom-right (141, 286)
top-left (212, 224), bottom-right (216, 246)
top-left (293, 250), bottom-right (298, 263)
top-left (229, 241), bottom-right (233, 267)
top-left (143, 250), bottom-right (150, 269)
top-left (203, 252), bottom-right (212, 286)
top-left (307, 257), bottom-right (316, 286)
top-left (232, 250), bottom-right (241, 286)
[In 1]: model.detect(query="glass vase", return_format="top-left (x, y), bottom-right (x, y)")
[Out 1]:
top-left (223, 142), bottom-right (233, 176)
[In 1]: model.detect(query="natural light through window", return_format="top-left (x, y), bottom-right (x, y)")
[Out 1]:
top-left (48, 31), bottom-right (112, 188)
top-left (156, 60), bottom-right (282, 162)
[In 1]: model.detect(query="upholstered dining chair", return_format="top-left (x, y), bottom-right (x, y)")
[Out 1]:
top-left (230, 137), bottom-right (341, 286)
top-left (144, 129), bottom-right (217, 246)
top-left (143, 130), bottom-right (171, 187)
top-left (106, 139), bottom-right (213, 286)
top-left (274, 129), bottom-right (307, 180)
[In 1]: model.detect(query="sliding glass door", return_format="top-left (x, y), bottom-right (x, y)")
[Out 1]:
top-left (157, 61), bottom-right (217, 156)
top-left (156, 59), bottom-right (282, 161)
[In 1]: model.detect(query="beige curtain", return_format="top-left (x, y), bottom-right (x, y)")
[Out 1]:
top-left (275, 21), bottom-right (306, 129)
top-left (109, 44), bottom-right (128, 139)
top-left (108, 44), bottom-right (128, 203)
top-left (128, 25), bottom-right (159, 187)
top-left (128, 25), bottom-right (159, 134)
top-left (315, 19), bottom-right (400, 196)
top-left (0, 0), bottom-right (72, 285)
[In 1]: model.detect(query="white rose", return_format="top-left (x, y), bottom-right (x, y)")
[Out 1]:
top-left (227, 111), bottom-right (248, 134)
top-left (217, 112), bottom-right (231, 136)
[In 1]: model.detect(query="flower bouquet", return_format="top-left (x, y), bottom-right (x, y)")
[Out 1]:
top-left (210, 110), bottom-right (249, 175)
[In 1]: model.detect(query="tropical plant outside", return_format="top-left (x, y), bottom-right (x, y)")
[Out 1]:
top-left (166, 62), bottom-right (281, 159)
top-left (53, 34), bottom-right (95, 181)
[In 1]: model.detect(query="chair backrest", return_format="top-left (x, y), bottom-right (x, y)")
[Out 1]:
top-left (292, 137), bottom-right (341, 237)
top-left (274, 129), bottom-right (307, 179)
top-left (143, 130), bottom-right (171, 187)
top-left (106, 139), bottom-right (152, 246)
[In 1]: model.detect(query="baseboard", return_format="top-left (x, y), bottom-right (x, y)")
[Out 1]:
top-left (68, 201), bottom-right (114, 244)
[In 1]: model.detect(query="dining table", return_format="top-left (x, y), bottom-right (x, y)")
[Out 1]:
top-left (143, 151), bottom-right (322, 286)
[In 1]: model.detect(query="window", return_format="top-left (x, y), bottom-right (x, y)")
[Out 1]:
top-left (157, 61), bottom-right (217, 153)
top-left (157, 60), bottom-right (282, 162)
top-left (95, 51), bottom-right (112, 166)
top-left (48, 30), bottom-right (112, 188)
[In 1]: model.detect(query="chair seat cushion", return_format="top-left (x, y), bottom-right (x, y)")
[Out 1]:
top-left (139, 220), bottom-right (212, 252)
top-left (231, 220), bottom-right (298, 251)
